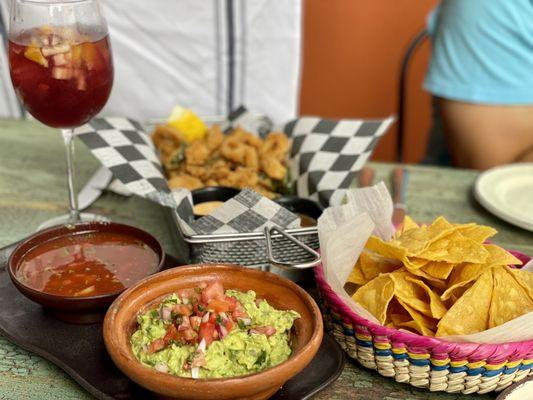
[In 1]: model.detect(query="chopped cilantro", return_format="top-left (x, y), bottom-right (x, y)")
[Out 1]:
top-left (255, 351), bottom-right (267, 365)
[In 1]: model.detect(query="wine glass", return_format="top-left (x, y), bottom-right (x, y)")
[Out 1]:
top-left (8, 0), bottom-right (114, 229)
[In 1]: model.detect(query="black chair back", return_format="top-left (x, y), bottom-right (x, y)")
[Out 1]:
top-left (397, 29), bottom-right (429, 162)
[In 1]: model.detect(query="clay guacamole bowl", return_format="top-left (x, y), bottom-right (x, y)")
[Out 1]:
top-left (103, 264), bottom-right (323, 400)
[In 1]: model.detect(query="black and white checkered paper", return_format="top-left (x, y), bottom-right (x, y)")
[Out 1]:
top-left (191, 188), bottom-right (299, 234)
top-left (221, 106), bottom-right (274, 137)
top-left (284, 115), bottom-right (394, 206)
top-left (75, 118), bottom-right (176, 207)
top-left (75, 108), bottom-right (393, 235)
top-left (74, 117), bottom-right (197, 230)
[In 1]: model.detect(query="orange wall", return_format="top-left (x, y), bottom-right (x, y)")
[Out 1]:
top-left (299, 0), bottom-right (438, 162)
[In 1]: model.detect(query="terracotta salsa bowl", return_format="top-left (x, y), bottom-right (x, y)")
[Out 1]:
top-left (8, 222), bottom-right (165, 323)
top-left (103, 264), bottom-right (323, 400)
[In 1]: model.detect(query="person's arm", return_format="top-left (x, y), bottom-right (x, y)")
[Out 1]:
top-left (438, 98), bottom-right (533, 169)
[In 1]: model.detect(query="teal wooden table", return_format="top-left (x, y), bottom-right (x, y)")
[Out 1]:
top-left (1, 119), bottom-right (532, 400)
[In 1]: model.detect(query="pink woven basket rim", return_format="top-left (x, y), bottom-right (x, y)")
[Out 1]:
top-left (314, 250), bottom-right (533, 361)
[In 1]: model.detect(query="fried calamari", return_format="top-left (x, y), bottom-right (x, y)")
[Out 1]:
top-left (151, 124), bottom-right (291, 197)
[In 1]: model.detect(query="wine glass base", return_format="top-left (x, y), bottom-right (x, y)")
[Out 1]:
top-left (36, 213), bottom-right (110, 232)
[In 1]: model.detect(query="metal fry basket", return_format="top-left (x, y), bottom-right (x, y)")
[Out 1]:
top-left (148, 116), bottom-right (322, 272)
top-left (170, 209), bottom-right (321, 271)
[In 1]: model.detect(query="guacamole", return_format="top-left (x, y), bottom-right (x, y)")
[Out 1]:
top-left (131, 281), bottom-right (300, 379)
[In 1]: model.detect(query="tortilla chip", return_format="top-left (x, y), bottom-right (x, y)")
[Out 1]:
top-left (442, 245), bottom-right (521, 301)
top-left (402, 215), bottom-right (419, 232)
top-left (404, 275), bottom-right (448, 319)
top-left (396, 298), bottom-right (437, 336)
top-left (347, 258), bottom-right (367, 286)
top-left (366, 236), bottom-right (407, 261)
top-left (398, 320), bottom-right (430, 333)
top-left (418, 230), bottom-right (488, 264)
top-left (507, 267), bottom-right (533, 301)
top-left (442, 260), bottom-right (490, 302)
top-left (455, 224), bottom-right (497, 243)
top-left (393, 217), bottom-right (457, 256)
top-left (448, 289), bottom-right (469, 304)
top-left (360, 251), bottom-right (402, 281)
top-left (387, 297), bottom-right (410, 323)
top-left (441, 278), bottom-right (475, 302)
top-left (403, 257), bottom-right (429, 270)
top-left (427, 216), bottom-right (456, 236)
top-left (489, 267), bottom-right (533, 328)
top-left (352, 274), bottom-right (395, 325)
top-left (390, 271), bottom-right (430, 315)
top-left (446, 260), bottom-right (486, 285)
top-left (484, 244), bottom-right (522, 266)
top-left (421, 261), bottom-right (455, 280)
top-left (409, 266), bottom-right (448, 290)
top-left (393, 216), bottom-right (418, 239)
top-left (436, 270), bottom-right (493, 336)
top-left (391, 227), bottom-right (431, 255)
top-left (388, 302), bottom-right (431, 334)
top-left (388, 298), bottom-right (434, 335)
top-left (390, 271), bottom-right (436, 318)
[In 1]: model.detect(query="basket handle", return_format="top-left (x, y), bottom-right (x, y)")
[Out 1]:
top-left (264, 226), bottom-right (321, 270)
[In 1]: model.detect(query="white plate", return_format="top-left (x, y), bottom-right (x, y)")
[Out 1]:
top-left (474, 163), bottom-right (533, 232)
top-left (496, 376), bottom-right (533, 400)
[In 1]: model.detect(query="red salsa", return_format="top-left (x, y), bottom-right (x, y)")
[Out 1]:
top-left (16, 232), bottom-right (160, 297)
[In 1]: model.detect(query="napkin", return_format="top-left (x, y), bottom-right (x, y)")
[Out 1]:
top-left (317, 182), bottom-right (533, 343)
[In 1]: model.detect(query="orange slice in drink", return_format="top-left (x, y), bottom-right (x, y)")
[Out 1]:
top-left (71, 43), bottom-right (83, 68)
top-left (71, 42), bottom-right (103, 70)
top-left (82, 42), bottom-right (103, 70)
top-left (24, 46), bottom-right (48, 68)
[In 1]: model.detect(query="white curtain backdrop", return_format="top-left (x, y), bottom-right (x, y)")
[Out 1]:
top-left (0, 1), bottom-right (21, 119)
top-left (0, 0), bottom-right (302, 124)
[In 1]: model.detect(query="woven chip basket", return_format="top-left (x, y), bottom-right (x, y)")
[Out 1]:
top-left (314, 251), bottom-right (533, 395)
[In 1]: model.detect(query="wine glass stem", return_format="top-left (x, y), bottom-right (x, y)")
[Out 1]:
top-left (61, 129), bottom-right (80, 223)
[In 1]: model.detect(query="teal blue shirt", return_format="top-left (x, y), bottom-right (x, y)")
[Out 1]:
top-left (424, 0), bottom-right (533, 105)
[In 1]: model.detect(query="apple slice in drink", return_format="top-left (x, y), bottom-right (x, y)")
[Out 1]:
top-left (52, 67), bottom-right (73, 80)
top-left (42, 43), bottom-right (71, 57)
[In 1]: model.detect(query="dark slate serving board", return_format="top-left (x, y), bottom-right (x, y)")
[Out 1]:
top-left (0, 241), bottom-right (344, 400)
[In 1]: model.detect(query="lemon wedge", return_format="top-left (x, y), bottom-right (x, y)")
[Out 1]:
top-left (166, 106), bottom-right (207, 143)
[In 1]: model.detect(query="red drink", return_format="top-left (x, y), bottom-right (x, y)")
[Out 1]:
top-left (9, 27), bottom-right (113, 128)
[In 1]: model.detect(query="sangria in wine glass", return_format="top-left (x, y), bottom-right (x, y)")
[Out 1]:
top-left (8, 0), bottom-right (113, 229)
